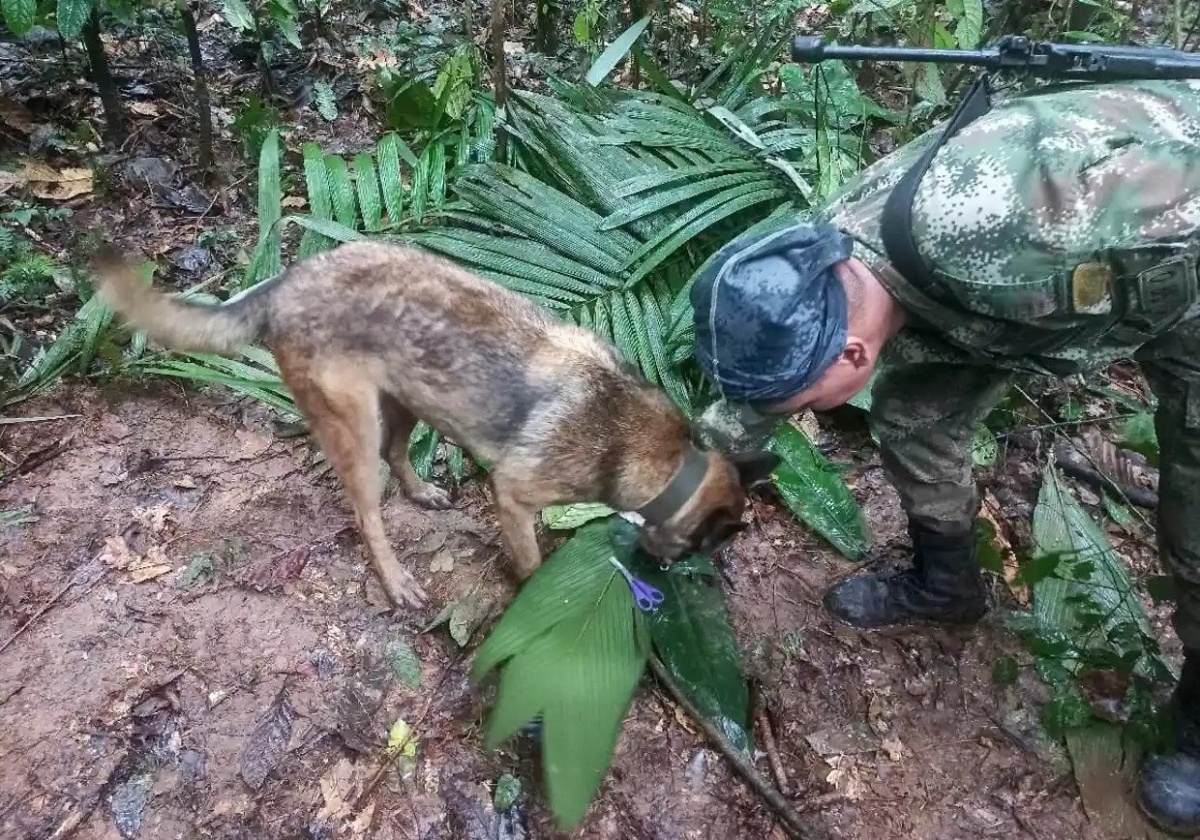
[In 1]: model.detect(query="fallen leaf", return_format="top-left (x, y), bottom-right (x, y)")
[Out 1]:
top-left (173, 475), bottom-right (198, 489)
top-left (386, 718), bottom-right (418, 775)
top-left (130, 563), bottom-right (174, 583)
top-left (99, 535), bottom-right (137, 570)
top-left (880, 735), bottom-right (906, 762)
top-left (0, 99), bottom-right (37, 134)
top-left (131, 504), bottom-right (173, 535)
top-left (384, 633), bottom-right (421, 690)
top-left (316, 757), bottom-right (358, 821)
top-left (22, 162), bottom-right (92, 201)
top-left (981, 490), bottom-right (1029, 606)
top-left (423, 590), bottom-right (495, 647)
top-left (412, 530), bottom-right (447, 554)
top-left (0, 171), bottom-right (21, 196)
top-left (239, 687), bottom-right (294, 790)
top-left (429, 549), bottom-right (455, 574)
top-left (130, 102), bottom-right (160, 117)
top-left (282, 195), bottom-right (306, 208)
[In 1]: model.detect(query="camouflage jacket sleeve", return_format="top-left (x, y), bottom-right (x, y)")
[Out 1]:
top-left (817, 78), bottom-right (1200, 376)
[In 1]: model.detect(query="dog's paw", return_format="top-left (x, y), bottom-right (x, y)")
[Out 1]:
top-left (409, 482), bottom-right (454, 510)
top-left (386, 574), bottom-right (429, 611)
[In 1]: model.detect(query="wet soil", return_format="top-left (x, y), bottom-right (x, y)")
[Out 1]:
top-left (0, 382), bottom-right (1135, 840)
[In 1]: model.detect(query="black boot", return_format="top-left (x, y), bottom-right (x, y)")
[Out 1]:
top-left (1137, 654), bottom-right (1200, 836)
top-left (822, 519), bottom-right (988, 629)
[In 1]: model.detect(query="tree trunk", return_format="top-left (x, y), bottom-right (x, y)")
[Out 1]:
top-left (180, 0), bottom-right (214, 174)
top-left (489, 0), bottom-right (508, 160)
top-left (534, 0), bottom-right (557, 54)
top-left (81, 7), bottom-right (126, 145)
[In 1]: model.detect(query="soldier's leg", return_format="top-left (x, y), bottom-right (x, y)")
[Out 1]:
top-left (1133, 334), bottom-right (1200, 836)
top-left (823, 360), bottom-right (1015, 629)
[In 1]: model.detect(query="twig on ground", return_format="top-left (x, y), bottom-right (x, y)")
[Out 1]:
top-left (648, 655), bottom-right (827, 840)
top-left (351, 659), bottom-right (461, 815)
top-left (0, 415), bottom-right (82, 425)
top-left (751, 680), bottom-right (792, 797)
top-left (0, 569), bottom-right (107, 656)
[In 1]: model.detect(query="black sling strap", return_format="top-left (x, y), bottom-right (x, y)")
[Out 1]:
top-left (879, 74), bottom-right (997, 294)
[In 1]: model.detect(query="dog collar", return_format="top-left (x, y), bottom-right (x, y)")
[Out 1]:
top-left (636, 444), bottom-right (710, 524)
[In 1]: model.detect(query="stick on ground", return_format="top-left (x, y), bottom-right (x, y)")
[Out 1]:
top-left (648, 656), bottom-right (828, 840)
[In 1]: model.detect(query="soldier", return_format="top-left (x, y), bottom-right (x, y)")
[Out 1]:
top-left (689, 76), bottom-right (1200, 836)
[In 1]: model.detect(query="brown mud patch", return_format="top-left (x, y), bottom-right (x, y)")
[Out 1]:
top-left (0, 383), bottom-right (1117, 839)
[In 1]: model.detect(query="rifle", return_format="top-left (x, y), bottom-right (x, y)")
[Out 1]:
top-left (789, 34), bottom-right (1200, 82)
top-left (785, 34), bottom-right (1200, 309)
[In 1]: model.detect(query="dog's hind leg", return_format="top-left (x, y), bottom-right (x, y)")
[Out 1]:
top-left (379, 392), bottom-right (453, 510)
top-left (278, 351), bottom-right (428, 610)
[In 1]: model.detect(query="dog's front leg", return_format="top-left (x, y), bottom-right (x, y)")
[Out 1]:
top-left (491, 479), bottom-right (543, 581)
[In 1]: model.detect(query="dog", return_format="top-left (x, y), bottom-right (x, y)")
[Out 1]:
top-left (92, 240), bottom-right (780, 610)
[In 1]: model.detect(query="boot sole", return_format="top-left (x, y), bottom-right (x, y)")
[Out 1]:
top-left (1135, 792), bottom-right (1200, 838)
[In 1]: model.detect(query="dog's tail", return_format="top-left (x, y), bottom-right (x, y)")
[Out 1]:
top-left (92, 246), bottom-right (276, 355)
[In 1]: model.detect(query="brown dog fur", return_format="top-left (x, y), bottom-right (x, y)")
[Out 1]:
top-left (92, 240), bottom-right (779, 610)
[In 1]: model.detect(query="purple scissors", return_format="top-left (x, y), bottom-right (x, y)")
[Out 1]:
top-left (608, 556), bottom-right (664, 612)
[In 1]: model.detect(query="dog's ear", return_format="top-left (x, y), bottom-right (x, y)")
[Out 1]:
top-left (730, 450), bottom-right (781, 488)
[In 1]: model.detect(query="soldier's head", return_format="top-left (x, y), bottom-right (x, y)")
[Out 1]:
top-left (691, 220), bottom-right (896, 429)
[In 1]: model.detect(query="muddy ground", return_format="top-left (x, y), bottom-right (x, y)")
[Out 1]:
top-left (0, 379), bottom-right (1158, 840)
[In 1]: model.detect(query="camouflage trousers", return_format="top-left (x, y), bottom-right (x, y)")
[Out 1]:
top-left (871, 322), bottom-right (1200, 651)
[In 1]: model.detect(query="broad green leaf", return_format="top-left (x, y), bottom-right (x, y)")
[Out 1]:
top-left (377, 133), bottom-right (407, 226)
top-left (848, 0), bottom-right (906, 13)
top-left (970, 424), bottom-right (998, 468)
top-left (56, 0), bottom-right (91, 37)
top-left (408, 422), bottom-right (439, 480)
top-left (541, 577), bottom-right (644, 828)
top-left (768, 422), bottom-right (868, 560)
top-left (247, 129), bottom-right (282, 287)
top-left (299, 142), bottom-right (334, 257)
top-left (353, 153), bottom-right (384, 232)
top-left (222, 0), bottom-right (254, 30)
top-left (541, 504), bottom-right (617, 530)
top-left (1120, 410), bottom-right (1158, 466)
top-left (1029, 461), bottom-right (1159, 679)
top-left (324, 154), bottom-right (357, 229)
top-left (284, 214), bottom-right (363, 243)
top-left (633, 554), bottom-right (753, 755)
top-left (585, 16), bottom-right (652, 87)
top-left (475, 517), bottom-right (647, 829)
top-left (955, 0), bottom-right (983, 48)
top-left (2, 0), bottom-right (35, 35)
top-left (474, 518), bottom-right (632, 679)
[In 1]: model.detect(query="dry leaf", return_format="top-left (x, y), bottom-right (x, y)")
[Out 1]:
top-left (173, 475), bottom-right (198, 489)
top-left (99, 535), bottom-right (137, 570)
top-left (880, 735), bottom-right (906, 762)
top-left (131, 504), bottom-right (173, 535)
top-left (282, 195), bottom-right (306, 208)
top-left (22, 163), bottom-right (93, 201)
top-left (981, 490), bottom-right (1029, 606)
top-left (429, 549), bottom-right (455, 573)
top-left (130, 563), bottom-right (173, 583)
top-left (130, 102), bottom-right (160, 117)
top-left (0, 171), bottom-right (22, 196)
top-left (316, 758), bottom-right (358, 821)
top-left (0, 98), bottom-right (37, 134)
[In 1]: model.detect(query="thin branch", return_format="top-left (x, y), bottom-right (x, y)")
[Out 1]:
top-left (648, 656), bottom-right (828, 840)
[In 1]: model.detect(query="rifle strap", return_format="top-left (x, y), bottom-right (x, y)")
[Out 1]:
top-left (879, 74), bottom-right (996, 296)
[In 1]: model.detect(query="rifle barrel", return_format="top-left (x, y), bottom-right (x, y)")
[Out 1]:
top-left (790, 36), bottom-right (996, 65)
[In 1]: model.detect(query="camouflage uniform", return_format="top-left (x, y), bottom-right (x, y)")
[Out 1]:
top-left (812, 77), bottom-right (1200, 648)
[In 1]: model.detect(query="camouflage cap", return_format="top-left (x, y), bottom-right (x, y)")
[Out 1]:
top-left (690, 221), bottom-right (853, 405)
